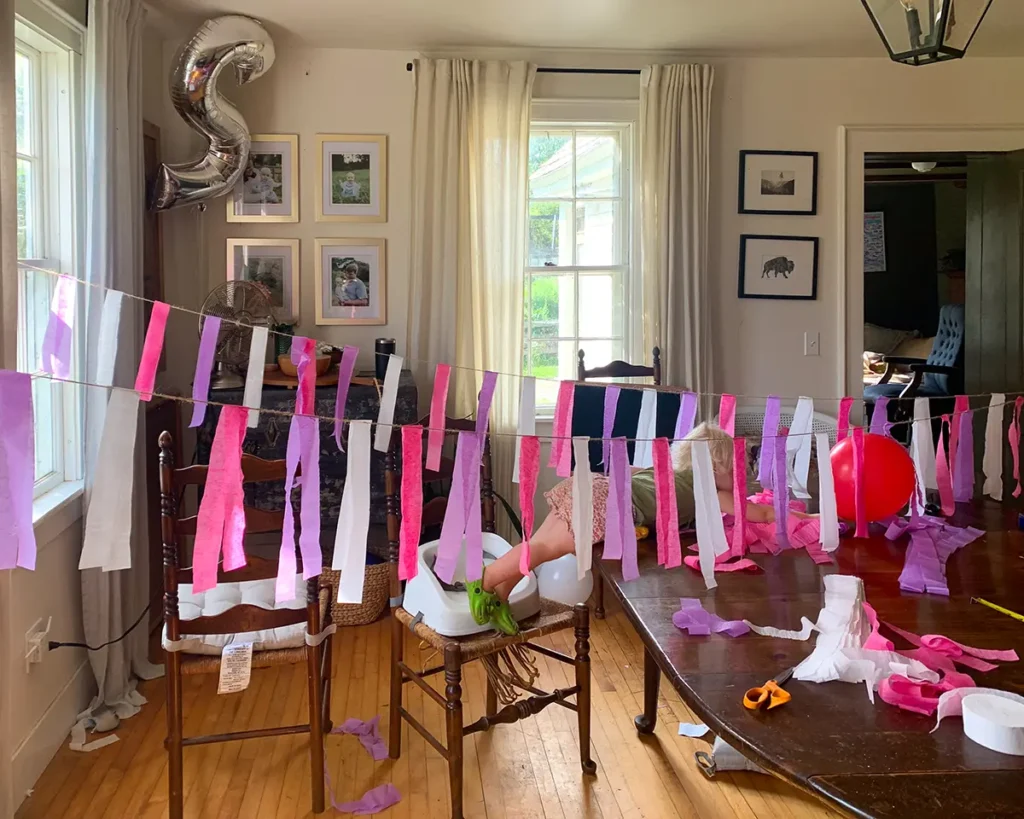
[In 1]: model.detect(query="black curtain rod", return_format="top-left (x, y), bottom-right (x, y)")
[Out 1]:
top-left (404, 63), bottom-right (641, 76)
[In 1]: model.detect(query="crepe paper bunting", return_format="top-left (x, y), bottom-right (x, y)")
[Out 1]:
top-left (816, 432), bottom-right (840, 553)
top-left (886, 514), bottom-right (984, 597)
top-left (548, 381), bottom-right (575, 473)
top-left (571, 437), bottom-right (596, 580)
top-left (426, 363), bottom-right (452, 472)
top-left (652, 438), bottom-right (682, 569)
top-left (935, 416), bottom-right (956, 516)
top-left (633, 389), bottom-right (657, 468)
top-left (604, 438), bottom-right (638, 581)
top-left (192, 406), bottom-right (248, 593)
top-left (772, 430), bottom-right (790, 548)
top-left (398, 426), bottom-right (423, 582)
top-left (836, 396), bottom-right (854, 441)
top-left (672, 598), bottom-right (750, 638)
top-left (463, 439), bottom-right (485, 583)
top-left (289, 336), bottom-right (316, 416)
top-left (512, 376), bottom-right (536, 484)
top-left (333, 346), bottom-right (359, 451)
top-left (474, 371), bottom-right (498, 436)
top-left (692, 439), bottom-right (729, 590)
top-left (911, 397), bottom-right (936, 516)
top-left (189, 316), bottom-right (221, 428)
top-left (1010, 397), bottom-right (1023, 499)
top-left (331, 715), bottom-right (388, 761)
top-left (243, 326), bottom-right (269, 428)
top-left (78, 390), bottom-right (141, 572)
top-left (682, 555), bottom-right (761, 575)
top-left (330, 783), bottom-right (401, 816)
top-left (602, 385), bottom-right (621, 472)
top-left (786, 396), bottom-right (814, 499)
top-left (949, 395), bottom-right (969, 483)
top-left (869, 396), bottom-right (891, 437)
top-left (718, 394), bottom-right (736, 437)
top-left (852, 427), bottom-right (869, 538)
top-left (277, 415), bottom-right (323, 605)
top-left (517, 436), bottom-right (540, 576)
top-left (953, 409), bottom-right (975, 502)
top-left (134, 300), bottom-right (170, 401)
top-left (0, 372), bottom-right (37, 571)
top-left (982, 393), bottom-right (1006, 501)
top-left (333, 420), bottom-right (372, 603)
top-left (730, 437), bottom-right (747, 558)
top-left (434, 432), bottom-right (481, 584)
top-left (373, 355), bottom-right (404, 453)
top-left (674, 392), bottom-right (698, 441)
top-left (40, 275), bottom-right (77, 379)
top-left (757, 396), bottom-right (781, 489)
top-left (94, 290), bottom-right (123, 388)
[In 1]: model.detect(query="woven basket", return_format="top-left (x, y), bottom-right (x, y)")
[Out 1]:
top-left (321, 562), bottom-right (389, 627)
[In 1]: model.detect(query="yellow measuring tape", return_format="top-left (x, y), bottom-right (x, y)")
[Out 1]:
top-left (971, 597), bottom-right (1024, 624)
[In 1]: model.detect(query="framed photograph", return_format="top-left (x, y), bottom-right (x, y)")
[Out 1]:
top-left (225, 238), bottom-right (300, 322)
top-left (738, 234), bottom-right (819, 301)
top-left (316, 134), bottom-right (387, 222)
top-left (227, 134), bottom-right (299, 222)
top-left (739, 150), bottom-right (818, 215)
top-left (864, 211), bottom-right (887, 273)
top-left (315, 238), bottom-right (386, 325)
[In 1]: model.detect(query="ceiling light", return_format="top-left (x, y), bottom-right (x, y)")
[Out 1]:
top-left (912, 161), bottom-right (938, 172)
top-left (862, 0), bottom-right (995, 66)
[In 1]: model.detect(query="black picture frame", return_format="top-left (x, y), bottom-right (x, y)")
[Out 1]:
top-left (738, 234), bottom-right (819, 301)
top-left (738, 150), bottom-right (819, 216)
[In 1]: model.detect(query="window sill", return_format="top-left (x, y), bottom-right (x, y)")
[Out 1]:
top-left (33, 479), bottom-right (84, 545)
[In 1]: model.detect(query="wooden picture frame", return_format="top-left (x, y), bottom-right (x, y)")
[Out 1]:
top-left (316, 134), bottom-right (388, 222)
top-left (314, 238), bottom-right (387, 325)
top-left (739, 150), bottom-right (819, 216)
top-left (225, 238), bottom-right (300, 322)
top-left (227, 134), bottom-right (299, 223)
top-left (738, 234), bottom-right (819, 301)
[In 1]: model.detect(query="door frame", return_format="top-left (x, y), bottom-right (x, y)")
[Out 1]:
top-left (839, 124), bottom-right (1024, 407)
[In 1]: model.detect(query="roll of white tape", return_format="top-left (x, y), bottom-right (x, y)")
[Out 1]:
top-left (962, 694), bottom-right (1024, 756)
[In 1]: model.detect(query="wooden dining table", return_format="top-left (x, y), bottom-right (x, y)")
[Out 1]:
top-left (595, 500), bottom-right (1024, 819)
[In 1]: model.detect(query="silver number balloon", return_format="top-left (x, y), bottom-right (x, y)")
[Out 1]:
top-left (150, 16), bottom-right (275, 211)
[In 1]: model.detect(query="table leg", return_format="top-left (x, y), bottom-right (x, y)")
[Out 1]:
top-left (634, 645), bottom-right (660, 735)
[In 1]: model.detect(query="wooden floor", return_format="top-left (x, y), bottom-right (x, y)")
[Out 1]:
top-left (17, 601), bottom-right (842, 819)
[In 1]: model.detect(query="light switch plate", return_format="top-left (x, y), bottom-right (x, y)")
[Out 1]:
top-left (804, 332), bottom-right (820, 357)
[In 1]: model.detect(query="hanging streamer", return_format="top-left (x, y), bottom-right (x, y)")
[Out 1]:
top-left (333, 346), bottom-right (359, 451)
top-left (949, 395), bottom-right (969, 483)
top-left (518, 436), bottom-right (540, 576)
top-left (982, 393), bottom-right (1005, 501)
top-left (692, 439), bottom-right (729, 590)
top-left (333, 420), bottom-right (372, 603)
top-left (757, 396), bottom-right (782, 489)
top-left (189, 316), bottom-right (221, 428)
top-left (718, 394), bottom-right (736, 436)
top-left (816, 432), bottom-right (840, 553)
top-left (953, 409), bottom-right (975, 502)
top-left (572, 437), bottom-right (595, 580)
top-left (373, 355), bottom-right (404, 452)
top-left (291, 336), bottom-right (316, 416)
top-left (911, 397), bottom-right (937, 516)
top-left (94, 289), bottom-right (123, 388)
top-left (633, 389), bottom-right (657, 468)
top-left (512, 376), bottom-right (536, 484)
top-left (134, 301), bottom-right (170, 401)
top-left (276, 414), bottom-right (323, 603)
top-left (475, 371), bottom-right (498, 436)
top-left (602, 385), bottom-right (621, 473)
top-left (731, 437), bottom-right (747, 557)
top-left (243, 326), bottom-right (269, 428)
top-left (463, 435), bottom-right (484, 583)
top-left (1010, 397), bottom-right (1023, 499)
top-left (786, 397), bottom-right (814, 499)
top-left (0, 371), bottom-right (37, 571)
top-left (852, 427), bottom-right (868, 537)
top-left (773, 431), bottom-right (790, 548)
top-left (652, 438), bottom-right (681, 569)
top-left (549, 381), bottom-right (575, 477)
top-left (40, 275), bottom-right (77, 380)
top-left (935, 415), bottom-right (956, 515)
top-left (837, 396), bottom-right (854, 441)
top-left (603, 438), bottom-right (629, 562)
top-left (434, 432), bottom-right (481, 584)
top-left (869, 396), bottom-right (890, 437)
top-left (674, 392), bottom-right (698, 441)
top-left (616, 438), bottom-right (639, 582)
top-left (426, 363), bottom-right (452, 472)
top-left (398, 426), bottom-right (423, 582)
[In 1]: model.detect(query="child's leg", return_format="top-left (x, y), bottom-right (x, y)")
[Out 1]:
top-left (483, 510), bottom-right (575, 601)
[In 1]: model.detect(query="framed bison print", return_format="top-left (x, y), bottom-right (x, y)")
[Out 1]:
top-left (738, 234), bottom-right (818, 301)
top-left (739, 150), bottom-right (818, 215)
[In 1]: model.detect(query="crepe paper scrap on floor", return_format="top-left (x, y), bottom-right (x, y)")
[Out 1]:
top-left (983, 393), bottom-right (1006, 501)
top-left (0, 371), bottom-right (37, 570)
top-left (333, 345), bottom-right (360, 451)
top-left (674, 391), bottom-right (698, 442)
top-left (331, 715), bottom-right (389, 761)
top-left (40, 274), bottom-right (77, 379)
top-left (718, 393), bottom-right (736, 437)
top-left (518, 436), bottom-right (540, 576)
top-left (679, 722), bottom-right (711, 738)
top-left (134, 300), bottom-right (170, 401)
top-left (757, 396), bottom-right (782, 489)
top-left (884, 514), bottom-right (984, 597)
top-left (243, 326), bottom-right (269, 427)
top-left (512, 376), bottom-right (535, 484)
top-left (332, 783), bottom-right (401, 815)
top-left (671, 598), bottom-right (750, 637)
top-left (398, 426), bottom-right (423, 582)
top-left (189, 316), bottom-right (221, 428)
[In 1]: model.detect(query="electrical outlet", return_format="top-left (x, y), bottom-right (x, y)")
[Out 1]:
top-left (24, 617), bottom-right (52, 672)
top-left (804, 332), bottom-right (820, 357)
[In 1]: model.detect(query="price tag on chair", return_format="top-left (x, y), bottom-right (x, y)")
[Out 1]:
top-left (218, 642), bottom-right (254, 694)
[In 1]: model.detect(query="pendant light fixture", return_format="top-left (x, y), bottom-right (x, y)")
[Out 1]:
top-left (861, 0), bottom-right (994, 65)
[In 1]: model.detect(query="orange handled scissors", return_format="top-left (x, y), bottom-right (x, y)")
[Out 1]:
top-left (743, 667), bottom-right (794, 711)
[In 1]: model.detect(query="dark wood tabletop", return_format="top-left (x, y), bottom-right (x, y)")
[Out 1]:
top-left (596, 501), bottom-right (1024, 819)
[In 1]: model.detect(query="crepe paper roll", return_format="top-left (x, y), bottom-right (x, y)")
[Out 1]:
top-left (398, 426), bottom-right (423, 582)
top-left (0, 371), bottom-right (37, 570)
top-left (134, 301), bottom-right (170, 401)
top-left (512, 376), bottom-right (536, 484)
top-left (982, 393), bottom-right (1005, 501)
top-left (718, 394), bottom-right (736, 437)
top-left (333, 346), bottom-right (359, 451)
top-left (518, 436), bottom-right (540, 576)
top-left (333, 421), bottom-right (372, 604)
top-left (94, 289), bottom-right (124, 388)
top-left (837, 396), bottom-right (854, 441)
top-left (189, 316), bottom-right (221, 428)
top-left (572, 437), bottom-right (595, 580)
top-left (243, 326), bottom-right (269, 427)
top-left (373, 355), bottom-right (404, 453)
top-left (40, 275), bottom-right (77, 380)
top-left (426, 363), bottom-right (452, 472)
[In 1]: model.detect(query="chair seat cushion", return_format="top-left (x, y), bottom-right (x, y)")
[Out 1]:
top-left (162, 576), bottom-right (308, 655)
top-left (864, 382), bottom-right (948, 400)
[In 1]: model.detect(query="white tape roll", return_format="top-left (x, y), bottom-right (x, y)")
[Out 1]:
top-left (962, 694), bottom-right (1024, 756)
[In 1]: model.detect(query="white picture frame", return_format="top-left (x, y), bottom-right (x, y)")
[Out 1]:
top-left (316, 134), bottom-right (388, 222)
top-left (226, 238), bottom-right (300, 322)
top-left (315, 238), bottom-right (387, 325)
top-left (226, 134), bottom-right (299, 222)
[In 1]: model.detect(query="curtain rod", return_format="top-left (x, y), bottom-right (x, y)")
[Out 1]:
top-left (404, 63), bottom-right (641, 76)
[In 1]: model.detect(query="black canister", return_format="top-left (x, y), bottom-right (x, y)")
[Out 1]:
top-left (375, 338), bottom-right (396, 380)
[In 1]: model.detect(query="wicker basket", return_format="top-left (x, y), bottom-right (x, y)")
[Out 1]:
top-left (320, 562), bottom-right (389, 627)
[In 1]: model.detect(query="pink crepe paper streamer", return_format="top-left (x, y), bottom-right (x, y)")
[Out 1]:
top-left (652, 438), bottom-right (681, 568)
top-left (1010, 397), bottom-right (1023, 498)
top-left (674, 392), bottom-right (698, 441)
top-left (882, 619), bottom-right (1018, 671)
top-left (549, 381), bottom-right (575, 478)
top-left (773, 430), bottom-right (790, 548)
top-left (836, 396), bottom-right (854, 441)
top-left (730, 437), bottom-right (747, 558)
top-left (602, 386), bottom-right (621, 473)
top-left (474, 371), bottom-right (498, 436)
top-left (333, 346), bottom-right (359, 451)
top-left (869, 396), bottom-right (890, 437)
top-left (518, 436), bottom-right (540, 576)
top-left (192, 406), bottom-right (248, 593)
top-left (862, 602), bottom-right (894, 651)
top-left (329, 782), bottom-right (401, 816)
top-left (189, 316), bottom-right (221, 428)
top-left (878, 675), bottom-right (963, 717)
top-left (398, 426), bottom-right (423, 581)
top-left (719, 492), bottom-right (829, 564)
top-left (331, 715), bottom-right (389, 761)
top-left (425, 363), bottom-right (451, 471)
top-left (134, 301), bottom-right (170, 401)
top-left (291, 336), bottom-right (316, 416)
top-left (683, 555), bottom-right (760, 575)
top-left (757, 396), bottom-right (781, 489)
top-left (935, 415), bottom-right (955, 516)
top-left (949, 395), bottom-right (969, 482)
top-left (434, 432), bottom-right (481, 584)
top-left (953, 410), bottom-right (975, 502)
top-left (0, 371), bottom-right (37, 570)
top-left (718, 394), bottom-right (736, 437)
top-left (39, 275), bottom-right (77, 379)
top-left (672, 598), bottom-right (750, 638)
top-left (852, 427), bottom-right (868, 538)
top-left (275, 415), bottom-right (322, 604)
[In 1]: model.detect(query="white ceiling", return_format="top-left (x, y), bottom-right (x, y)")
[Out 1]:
top-left (154, 0), bottom-right (1024, 56)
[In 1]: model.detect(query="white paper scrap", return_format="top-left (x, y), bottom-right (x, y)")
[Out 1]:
top-left (983, 393), bottom-right (1006, 501)
top-left (691, 439), bottom-right (729, 590)
top-left (217, 642), bottom-right (254, 694)
top-left (374, 355), bottom-right (404, 452)
top-left (816, 432), bottom-right (840, 552)
top-left (244, 326), bottom-right (269, 427)
top-left (792, 575), bottom-right (870, 684)
top-left (912, 398), bottom-right (938, 507)
top-left (335, 420), bottom-right (372, 603)
top-left (571, 437), bottom-right (595, 579)
top-left (632, 389), bottom-right (658, 468)
top-left (512, 376), bottom-right (536, 484)
top-left (94, 290), bottom-right (124, 388)
top-left (744, 617), bottom-right (818, 641)
top-left (786, 397), bottom-right (814, 499)
top-left (678, 722), bottom-right (711, 738)
top-left (69, 722), bottom-right (120, 753)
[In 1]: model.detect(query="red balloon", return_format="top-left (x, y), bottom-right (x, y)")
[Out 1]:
top-left (830, 433), bottom-right (916, 523)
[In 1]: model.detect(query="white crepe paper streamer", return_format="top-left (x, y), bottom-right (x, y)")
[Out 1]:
top-left (334, 420), bottom-right (371, 603)
top-left (792, 575), bottom-right (870, 684)
top-left (709, 736), bottom-right (766, 774)
top-left (983, 392), bottom-right (1006, 501)
top-left (911, 398), bottom-right (937, 513)
top-left (571, 437), bottom-right (595, 580)
top-left (632, 389), bottom-right (657, 468)
top-left (512, 376), bottom-right (536, 484)
top-left (786, 397), bottom-right (814, 499)
top-left (678, 723), bottom-right (710, 738)
top-left (79, 390), bottom-right (140, 571)
top-left (93, 290), bottom-right (123, 388)
top-left (374, 355), bottom-right (403, 452)
top-left (816, 432), bottom-right (840, 552)
top-left (243, 326), bottom-right (269, 427)
top-left (933, 688), bottom-right (1024, 752)
top-left (744, 617), bottom-right (818, 641)
top-left (69, 722), bottom-right (120, 753)
top-left (691, 439), bottom-right (729, 590)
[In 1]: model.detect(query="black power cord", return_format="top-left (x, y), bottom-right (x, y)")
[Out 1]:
top-left (49, 601), bottom-right (153, 652)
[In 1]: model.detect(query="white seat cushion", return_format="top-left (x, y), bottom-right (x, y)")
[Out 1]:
top-left (161, 575), bottom-right (308, 656)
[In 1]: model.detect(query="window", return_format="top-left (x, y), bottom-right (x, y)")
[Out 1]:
top-left (15, 11), bottom-right (83, 498)
top-left (525, 120), bottom-right (634, 408)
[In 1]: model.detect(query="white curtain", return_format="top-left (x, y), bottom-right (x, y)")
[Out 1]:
top-left (406, 59), bottom-right (535, 534)
top-left (639, 64), bottom-right (715, 394)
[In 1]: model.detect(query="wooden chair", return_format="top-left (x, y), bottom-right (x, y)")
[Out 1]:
top-left (577, 345), bottom-right (662, 385)
top-left (158, 431), bottom-right (334, 818)
top-left (384, 427), bottom-right (595, 819)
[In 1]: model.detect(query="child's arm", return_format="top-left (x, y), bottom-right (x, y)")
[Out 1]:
top-left (716, 490), bottom-right (777, 522)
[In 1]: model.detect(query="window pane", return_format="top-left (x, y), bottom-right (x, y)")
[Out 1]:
top-left (577, 273), bottom-right (620, 338)
top-left (527, 339), bottom-right (578, 406)
top-left (16, 158), bottom-right (33, 259)
top-left (32, 378), bottom-right (56, 480)
top-left (578, 339), bottom-right (622, 372)
top-left (576, 133), bottom-right (620, 198)
top-left (16, 51), bottom-right (31, 154)
top-left (528, 201), bottom-right (573, 266)
top-left (527, 273), bottom-right (575, 341)
top-left (529, 131), bottom-right (572, 198)
top-left (576, 200), bottom-right (621, 266)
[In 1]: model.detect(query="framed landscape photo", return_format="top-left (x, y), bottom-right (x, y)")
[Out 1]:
top-left (738, 234), bottom-right (818, 301)
top-left (315, 238), bottom-right (386, 325)
top-left (227, 134), bottom-right (299, 222)
top-left (226, 238), bottom-right (300, 321)
top-left (316, 134), bottom-right (388, 222)
top-left (739, 150), bottom-right (818, 215)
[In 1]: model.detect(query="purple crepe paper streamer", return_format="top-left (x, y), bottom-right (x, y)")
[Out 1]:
top-left (953, 410), bottom-right (975, 502)
top-left (275, 415), bottom-right (323, 603)
top-left (887, 514), bottom-right (984, 596)
top-left (40, 275), bottom-right (77, 379)
top-left (602, 385), bottom-right (621, 473)
top-left (475, 371), bottom-right (498, 436)
top-left (330, 783), bottom-right (401, 816)
top-left (434, 432), bottom-right (479, 584)
top-left (604, 437), bottom-right (628, 560)
top-left (333, 346), bottom-right (359, 451)
top-left (463, 435), bottom-right (484, 582)
top-left (189, 316), bottom-right (221, 428)
top-left (758, 396), bottom-right (782, 488)
top-left (869, 396), bottom-right (891, 437)
top-left (773, 430), bottom-right (790, 549)
top-left (0, 371), bottom-right (37, 570)
top-left (672, 598), bottom-right (749, 638)
top-left (619, 438), bottom-right (639, 581)
top-left (674, 392), bottom-right (698, 441)
top-left (331, 715), bottom-right (388, 760)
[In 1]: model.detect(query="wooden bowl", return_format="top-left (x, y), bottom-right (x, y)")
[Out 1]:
top-left (277, 354), bottom-right (332, 378)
